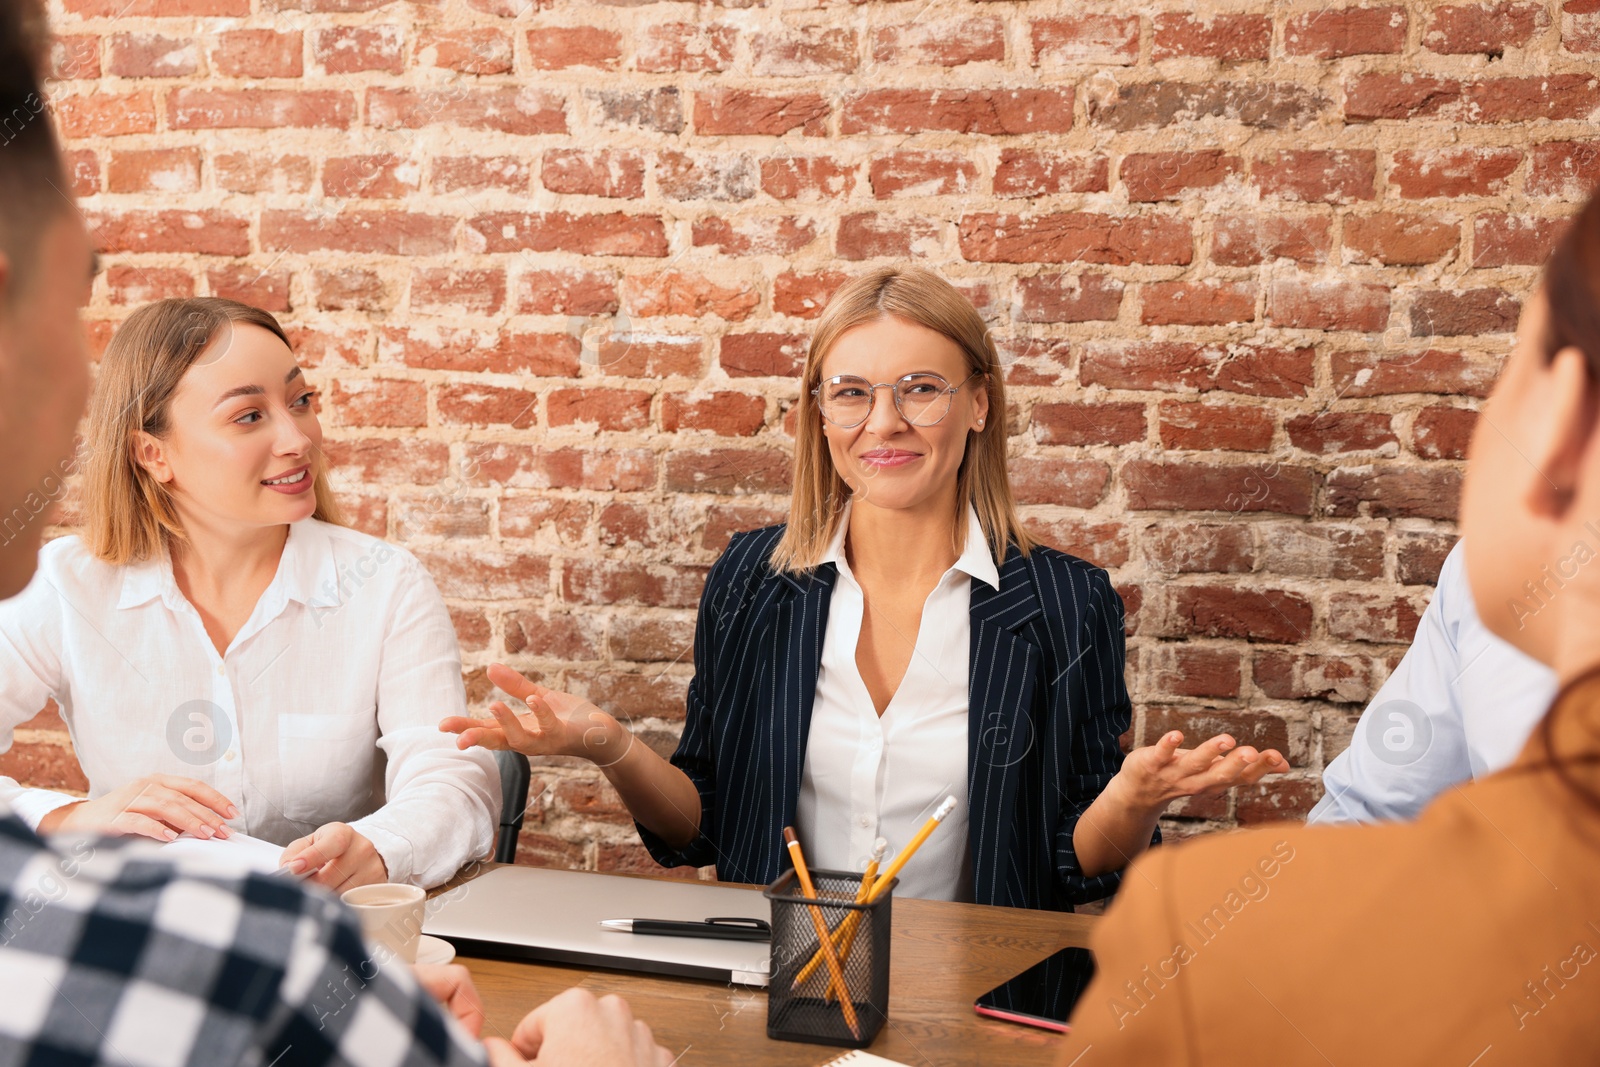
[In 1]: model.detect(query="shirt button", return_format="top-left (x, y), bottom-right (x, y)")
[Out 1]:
top-left (216, 664), bottom-right (225, 676)
top-left (224, 750), bottom-right (236, 761)
top-left (857, 815), bottom-right (871, 829)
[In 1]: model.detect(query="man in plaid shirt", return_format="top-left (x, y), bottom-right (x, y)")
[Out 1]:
top-left (0, 2), bottom-right (668, 1063)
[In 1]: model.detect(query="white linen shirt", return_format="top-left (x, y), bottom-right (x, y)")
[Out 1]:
top-left (0, 519), bottom-right (500, 887)
top-left (1309, 540), bottom-right (1556, 824)
top-left (797, 503), bottom-right (996, 902)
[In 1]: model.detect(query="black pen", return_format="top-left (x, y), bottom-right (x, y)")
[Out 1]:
top-left (598, 916), bottom-right (772, 942)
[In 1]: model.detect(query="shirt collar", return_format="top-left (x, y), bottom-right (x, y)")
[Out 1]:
top-left (116, 520), bottom-right (342, 611)
top-left (820, 501), bottom-right (1001, 592)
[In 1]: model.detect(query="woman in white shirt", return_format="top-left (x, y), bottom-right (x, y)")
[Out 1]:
top-left (443, 267), bottom-right (1288, 908)
top-left (0, 297), bottom-right (498, 889)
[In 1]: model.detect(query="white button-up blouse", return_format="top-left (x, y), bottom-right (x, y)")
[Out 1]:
top-left (0, 519), bottom-right (499, 887)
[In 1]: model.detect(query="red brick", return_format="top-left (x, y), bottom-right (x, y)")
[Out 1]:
top-left (500, 498), bottom-right (590, 543)
top-left (720, 333), bottom-right (807, 378)
top-left (410, 268), bottom-right (505, 317)
top-left (1286, 411), bottom-right (1398, 454)
top-left (1007, 458), bottom-right (1110, 508)
top-left (1397, 531), bottom-right (1457, 585)
top-left (1327, 591), bottom-right (1426, 643)
top-left (286, 326), bottom-right (368, 370)
top-left (1145, 646), bottom-right (1244, 699)
top-left (393, 497), bottom-right (491, 542)
top-left (90, 210), bottom-right (250, 256)
top-left (837, 214), bottom-right (943, 260)
top-left (1411, 288), bottom-right (1520, 337)
top-left (657, 151), bottom-right (757, 202)
top-left (315, 268), bottom-right (391, 312)
top-left (1286, 6), bottom-right (1408, 56)
top-left (328, 378), bottom-right (427, 429)
top-left (761, 156), bottom-right (856, 201)
top-left (263, 210), bottom-right (454, 255)
top-left (1527, 141), bottom-right (1600, 199)
top-left (368, 87), bottom-right (567, 136)
top-left (0, 743), bottom-right (87, 795)
top-left (608, 613), bottom-right (694, 662)
top-left (381, 328), bottom-right (580, 376)
top-left (665, 449), bottom-right (792, 495)
top-left (106, 148), bottom-right (200, 194)
top-left (702, 505), bottom-right (787, 552)
top-left (526, 26), bottom-right (621, 70)
top-left (594, 337), bottom-right (705, 378)
top-left (1260, 524), bottom-right (1385, 580)
top-left (694, 90), bottom-right (830, 136)
top-left (1425, 3), bottom-right (1548, 54)
top-left (661, 392), bottom-right (766, 436)
top-left (1082, 342), bottom-right (1315, 398)
top-left (1089, 81), bottom-right (1328, 131)
top-left (1389, 147), bottom-right (1522, 198)
top-left (433, 156), bottom-right (530, 194)
top-left (1121, 151), bottom-right (1242, 202)
top-left (467, 212), bottom-right (667, 257)
top-left (467, 445), bottom-right (656, 492)
top-left (872, 18), bottom-right (1005, 66)
top-left (774, 271), bottom-right (848, 319)
top-left (52, 35), bottom-right (101, 80)
top-left (1412, 406), bottom-right (1477, 459)
top-left (215, 153), bottom-right (313, 194)
top-left (55, 91), bottom-right (157, 137)
top-left (1333, 349), bottom-right (1501, 398)
top-left (1212, 214), bottom-right (1331, 266)
top-left (1141, 280), bottom-right (1256, 326)
top-left (323, 154), bottom-right (420, 199)
top-left (208, 265), bottom-right (290, 312)
top-left (1325, 466), bottom-right (1462, 520)
top-left (1236, 780), bottom-right (1324, 825)
top-left (1032, 402), bottom-right (1146, 446)
top-left (842, 88), bottom-right (1075, 135)
top-left (1169, 585), bottom-right (1313, 643)
top-left (505, 610), bottom-right (604, 662)
top-left (1029, 520), bottom-right (1130, 569)
top-left (1472, 214), bottom-right (1571, 267)
top-left (621, 271), bottom-right (758, 321)
top-left (212, 30), bottom-right (302, 77)
top-left (540, 149), bottom-right (644, 199)
top-left (1145, 708), bottom-right (1292, 764)
top-left (413, 549), bottom-right (549, 601)
top-left (1157, 401), bottom-right (1274, 452)
top-left (398, 30), bottom-right (503, 74)
top-left (1252, 150), bottom-right (1375, 203)
top-left (751, 28), bottom-right (858, 76)
top-left (1015, 273), bottom-right (1124, 323)
top-left (170, 88), bottom-right (354, 129)
top-left (64, 0), bottom-right (244, 12)
top-left (869, 152), bottom-right (980, 199)
top-left (315, 26), bottom-right (403, 74)
top-left (960, 212), bottom-right (1192, 265)
top-left (1143, 522), bottom-right (1257, 574)
top-left (546, 388), bottom-right (651, 432)
top-left (1353, 74), bottom-right (1600, 123)
top-left (637, 22), bottom-right (737, 72)
top-left (693, 217), bottom-right (819, 257)
top-left (63, 149), bottom-right (99, 197)
top-left (1344, 213), bottom-right (1460, 265)
top-left (1268, 278), bottom-right (1389, 332)
top-left (1344, 73), bottom-right (1464, 121)
top-left (1123, 460), bottom-right (1315, 515)
top-left (515, 269), bottom-right (617, 316)
top-left (588, 88), bottom-right (684, 133)
top-left (324, 438), bottom-right (449, 485)
top-left (994, 151), bottom-right (1108, 198)
top-left (1152, 13), bottom-right (1272, 60)
top-left (106, 33), bottom-right (198, 77)
top-left (104, 266), bottom-right (194, 306)
top-left (1031, 16), bottom-right (1139, 65)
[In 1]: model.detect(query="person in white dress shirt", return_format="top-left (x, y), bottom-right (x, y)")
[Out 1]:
top-left (0, 297), bottom-right (498, 889)
top-left (1308, 539), bottom-right (1556, 823)
top-left (443, 267), bottom-right (1289, 908)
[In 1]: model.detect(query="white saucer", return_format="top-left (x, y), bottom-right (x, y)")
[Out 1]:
top-left (416, 935), bottom-right (456, 965)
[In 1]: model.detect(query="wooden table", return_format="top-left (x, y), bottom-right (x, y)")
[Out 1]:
top-left (447, 870), bottom-right (1093, 1067)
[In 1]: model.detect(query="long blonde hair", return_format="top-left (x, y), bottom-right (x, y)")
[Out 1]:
top-left (770, 267), bottom-right (1035, 574)
top-left (84, 297), bottom-right (344, 564)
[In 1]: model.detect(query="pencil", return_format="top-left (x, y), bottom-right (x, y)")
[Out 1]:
top-left (796, 837), bottom-right (886, 993)
top-left (865, 796), bottom-right (957, 905)
top-left (784, 826), bottom-right (861, 1040)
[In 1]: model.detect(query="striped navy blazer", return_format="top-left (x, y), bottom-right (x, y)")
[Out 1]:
top-left (638, 523), bottom-right (1150, 911)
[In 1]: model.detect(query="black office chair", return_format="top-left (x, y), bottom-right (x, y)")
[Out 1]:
top-left (493, 749), bottom-right (531, 864)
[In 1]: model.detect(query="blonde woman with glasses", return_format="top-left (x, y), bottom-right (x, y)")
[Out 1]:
top-left (446, 267), bottom-right (1286, 909)
top-left (0, 297), bottom-right (498, 890)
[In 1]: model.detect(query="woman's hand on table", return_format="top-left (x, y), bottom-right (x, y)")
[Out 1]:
top-left (279, 821), bottom-right (388, 890)
top-left (486, 988), bottom-right (672, 1067)
top-left (413, 963), bottom-right (485, 1038)
top-left (36, 774), bottom-right (236, 841)
top-left (439, 663), bottom-right (625, 765)
top-left (1115, 731), bottom-right (1289, 815)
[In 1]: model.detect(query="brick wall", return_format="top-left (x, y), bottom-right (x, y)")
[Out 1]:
top-left (12, 0), bottom-right (1594, 872)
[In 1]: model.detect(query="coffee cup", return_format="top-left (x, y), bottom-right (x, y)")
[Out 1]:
top-left (341, 883), bottom-right (426, 964)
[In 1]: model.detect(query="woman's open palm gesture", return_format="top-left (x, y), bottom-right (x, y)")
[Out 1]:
top-left (439, 663), bottom-right (624, 764)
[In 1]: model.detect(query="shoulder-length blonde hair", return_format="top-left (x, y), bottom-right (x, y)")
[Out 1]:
top-left (84, 297), bottom-right (344, 565)
top-left (770, 266), bottom-right (1035, 574)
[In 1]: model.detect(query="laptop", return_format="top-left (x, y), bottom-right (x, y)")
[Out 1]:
top-left (423, 866), bottom-right (773, 986)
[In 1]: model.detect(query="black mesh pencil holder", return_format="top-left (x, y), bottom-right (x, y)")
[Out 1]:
top-left (764, 868), bottom-right (896, 1048)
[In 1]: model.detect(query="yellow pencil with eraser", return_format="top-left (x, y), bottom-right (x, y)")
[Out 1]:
top-left (784, 826), bottom-right (861, 1040)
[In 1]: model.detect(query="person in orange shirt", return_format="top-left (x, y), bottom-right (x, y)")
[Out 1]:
top-left (1061, 187), bottom-right (1600, 1064)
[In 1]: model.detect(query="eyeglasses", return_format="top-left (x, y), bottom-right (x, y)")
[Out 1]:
top-left (812, 370), bottom-right (983, 429)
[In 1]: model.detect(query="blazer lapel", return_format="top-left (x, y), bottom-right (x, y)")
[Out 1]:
top-left (767, 565), bottom-right (837, 837)
top-left (967, 550), bottom-right (1044, 906)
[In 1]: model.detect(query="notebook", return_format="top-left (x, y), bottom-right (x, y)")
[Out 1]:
top-left (822, 1053), bottom-right (911, 1066)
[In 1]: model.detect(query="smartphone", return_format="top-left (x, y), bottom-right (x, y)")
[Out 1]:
top-left (973, 946), bottom-right (1095, 1033)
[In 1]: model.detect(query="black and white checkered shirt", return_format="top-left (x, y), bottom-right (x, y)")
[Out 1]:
top-left (0, 806), bottom-right (485, 1066)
